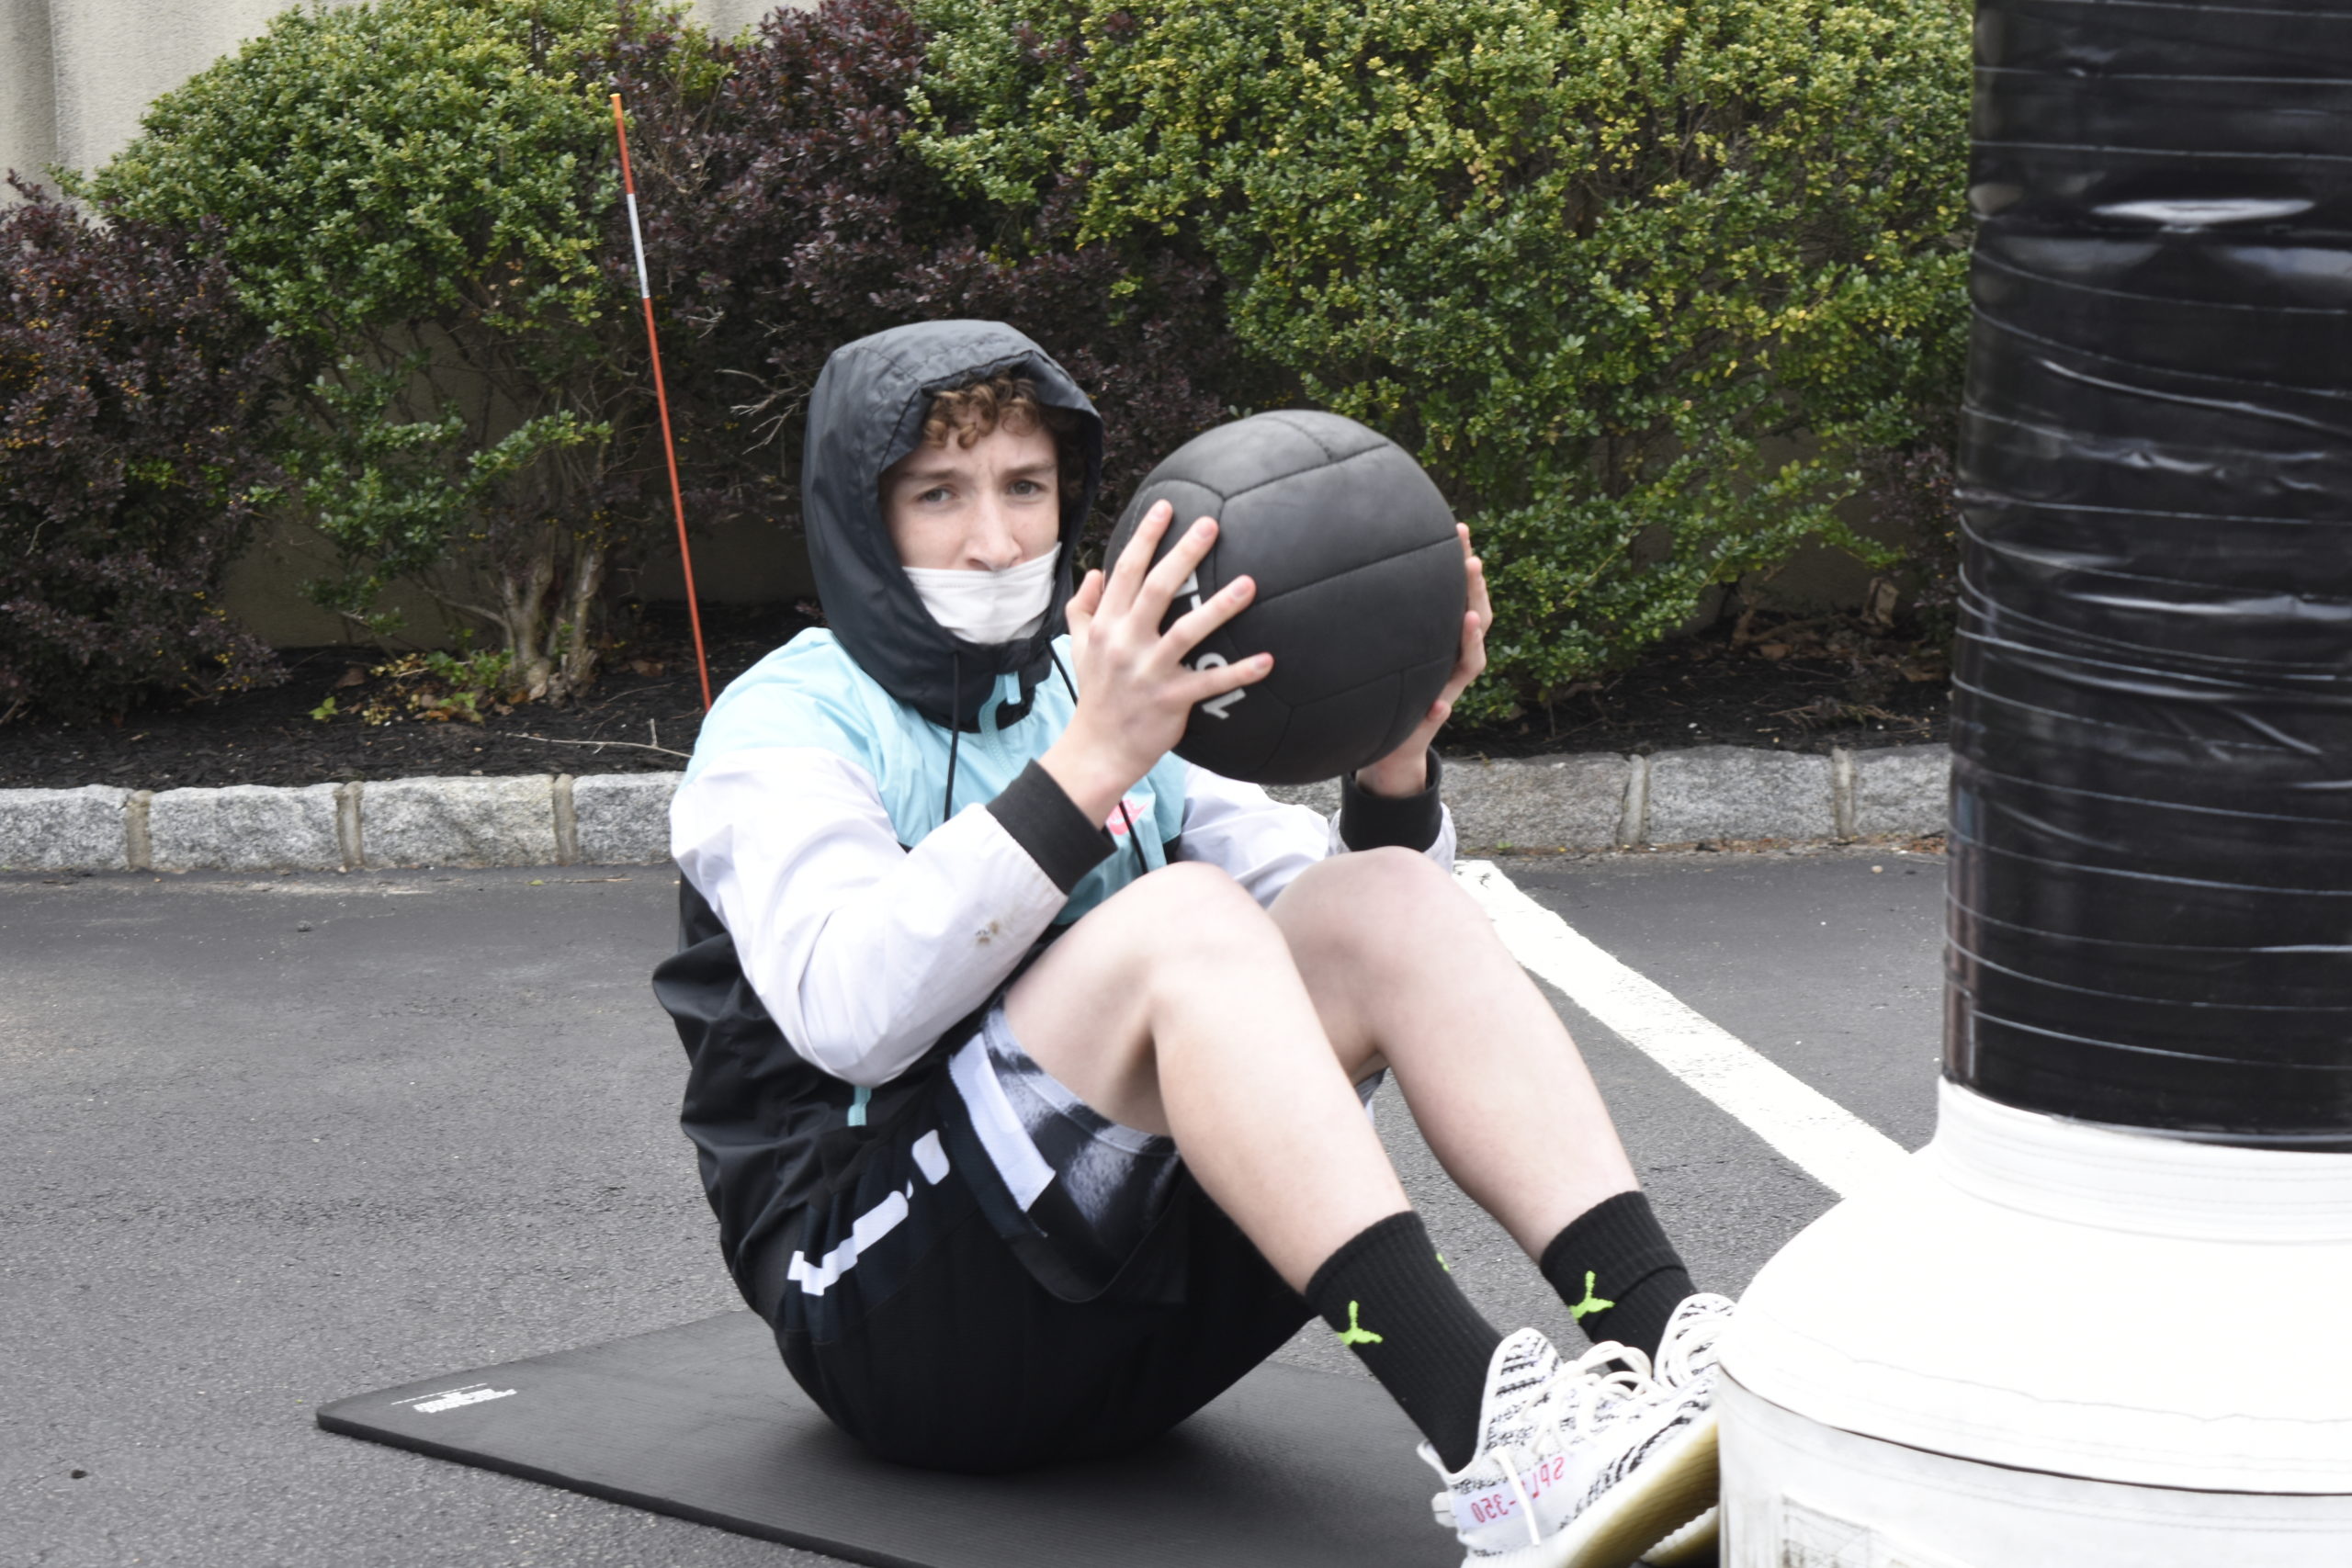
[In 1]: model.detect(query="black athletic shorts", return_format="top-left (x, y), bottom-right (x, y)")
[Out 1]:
top-left (759, 1036), bottom-right (1314, 1473)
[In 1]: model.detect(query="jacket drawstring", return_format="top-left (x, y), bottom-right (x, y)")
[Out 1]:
top-left (1050, 649), bottom-right (1149, 879)
top-left (943, 653), bottom-right (963, 823)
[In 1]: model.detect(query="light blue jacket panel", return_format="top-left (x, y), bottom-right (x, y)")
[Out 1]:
top-left (688, 629), bottom-right (1190, 926)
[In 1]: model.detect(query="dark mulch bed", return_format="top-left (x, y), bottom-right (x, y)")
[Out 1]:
top-left (1442, 610), bottom-right (1951, 761)
top-left (0, 603), bottom-right (1947, 791)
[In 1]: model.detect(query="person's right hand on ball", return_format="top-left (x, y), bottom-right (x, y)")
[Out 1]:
top-left (1042, 499), bottom-right (1271, 824)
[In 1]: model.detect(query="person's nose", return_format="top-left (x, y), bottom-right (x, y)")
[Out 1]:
top-left (967, 493), bottom-right (1025, 571)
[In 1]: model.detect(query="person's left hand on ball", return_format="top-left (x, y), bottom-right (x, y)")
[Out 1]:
top-left (1353, 524), bottom-right (1490, 798)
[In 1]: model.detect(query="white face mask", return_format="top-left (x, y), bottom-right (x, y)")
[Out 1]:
top-left (903, 548), bottom-right (1059, 646)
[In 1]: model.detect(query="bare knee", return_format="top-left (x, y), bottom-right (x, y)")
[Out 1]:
top-left (1004, 861), bottom-right (1315, 1130)
top-left (1104, 861), bottom-right (1266, 939)
top-left (1017, 862), bottom-right (1283, 1017)
top-left (1338, 845), bottom-right (1455, 900)
top-left (1135, 857), bottom-right (1260, 912)
top-left (1276, 847), bottom-right (1462, 950)
top-left (1120, 862), bottom-right (1293, 991)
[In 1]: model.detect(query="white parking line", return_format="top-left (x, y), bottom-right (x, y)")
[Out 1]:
top-left (1454, 859), bottom-right (1911, 1200)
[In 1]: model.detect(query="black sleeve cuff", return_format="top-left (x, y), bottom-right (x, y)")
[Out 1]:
top-left (987, 761), bottom-right (1116, 894)
top-left (1339, 750), bottom-right (1445, 852)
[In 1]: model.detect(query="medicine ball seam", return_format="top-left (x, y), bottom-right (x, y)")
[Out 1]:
top-left (1196, 441), bottom-right (1413, 513)
top-left (1257, 409), bottom-right (1350, 466)
top-left (1269, 655), bottom-right (1454, 712)
top-left (1256, 670), bottom-right (1412, 784)
top-left (1238, 537), bottom-right (1466, 614)
top-left (1229, 703), bottom-right (1287, 781)
top-left (1113, 439), bottom-right (1409, 542)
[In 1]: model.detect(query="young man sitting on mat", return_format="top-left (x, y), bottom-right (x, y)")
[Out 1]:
top-left (656, 320), bottom-right (1731, 1568)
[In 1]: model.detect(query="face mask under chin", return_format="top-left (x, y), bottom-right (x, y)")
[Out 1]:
top-left (902, 548), bottom-right (1059, 647)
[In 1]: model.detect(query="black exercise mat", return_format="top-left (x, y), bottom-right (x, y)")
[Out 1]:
top-left (317, 1310), bottom-right (1453, 1567)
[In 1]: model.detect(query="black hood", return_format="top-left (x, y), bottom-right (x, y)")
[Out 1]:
top-left (802, 320), bottom-right (1103, 730)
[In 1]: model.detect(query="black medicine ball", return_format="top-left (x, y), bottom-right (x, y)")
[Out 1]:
top-left (1104, 411), bottom-right (1465, 785)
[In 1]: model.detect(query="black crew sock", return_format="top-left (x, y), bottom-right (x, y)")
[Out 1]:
top-left (1305, 1211), bottom-right (1503, 1472)
top-left (1539, 1190), bottom-right (1694, 1362)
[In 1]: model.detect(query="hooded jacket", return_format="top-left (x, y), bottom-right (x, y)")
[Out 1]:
top-left (802, 318), bottom-right (1100, 731)
top-left (653, 321), bottom-right (1453, 1321)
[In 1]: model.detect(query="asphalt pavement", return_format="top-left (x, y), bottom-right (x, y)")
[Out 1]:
top-left (1, 847), bottom-right (1947, 1567)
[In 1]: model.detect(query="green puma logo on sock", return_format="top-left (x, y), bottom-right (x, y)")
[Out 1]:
top-left (1336, 1301), bottom-right (1385, 1346)
top-left (1568, 1270), bottom-right (1615, 1322)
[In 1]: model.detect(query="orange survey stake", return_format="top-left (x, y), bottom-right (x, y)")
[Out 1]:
top-left (611, 93), bottom-right (712, 713)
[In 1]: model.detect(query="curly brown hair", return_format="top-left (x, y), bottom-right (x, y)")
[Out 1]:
top-left (920, 373), bottom-right (1088, 493)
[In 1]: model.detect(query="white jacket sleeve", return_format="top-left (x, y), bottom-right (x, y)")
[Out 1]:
top-left (671, 747), bottom-right (1073, 1087)
top-left (1175, 761), bottom-right (1456, 908)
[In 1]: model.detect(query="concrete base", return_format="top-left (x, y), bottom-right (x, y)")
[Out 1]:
top-left (1722, 1375), bottom-right (2352, 1567)
top-left (1720, 1081), bottom-right (2352, 1562)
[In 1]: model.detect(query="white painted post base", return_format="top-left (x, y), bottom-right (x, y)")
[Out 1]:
top-left (1721, 1377), bottom-right (2352, 1567)
top-left (1718, 1081), bottom-right (2352, 1564)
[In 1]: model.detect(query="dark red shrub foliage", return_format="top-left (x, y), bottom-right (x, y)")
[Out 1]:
top-left (608, 0), bottom-right (1238, 556)
top-left (0, 180), bottom-right (285, 725)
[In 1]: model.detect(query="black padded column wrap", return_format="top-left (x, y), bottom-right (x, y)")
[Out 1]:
top-left (1950, 0), bottom-right (2352, 1145)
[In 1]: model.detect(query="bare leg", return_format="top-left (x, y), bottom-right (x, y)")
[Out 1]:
top-left (1003, 852), bottom-right (1638, 1285)
top-left (1002, 862), bottom-right (1408, 1288)
top-left (1268, 848), bottom-right (1639, 1256)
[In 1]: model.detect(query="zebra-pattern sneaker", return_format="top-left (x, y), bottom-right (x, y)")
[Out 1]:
top-left (1640, 1506), bottom-right (1719, 1567)
top-left (1653, 1292), bottom-right (1734, 1402)
top-left (1422, 1328), bottom-right (1699, 1568)
top-left (1530, 1331), bottom-right (1717, 1568)
top-left (1421, 1328), bottom-right (1577, 1561)
top-left (1627, 1293), bottom-right (1736, 1567)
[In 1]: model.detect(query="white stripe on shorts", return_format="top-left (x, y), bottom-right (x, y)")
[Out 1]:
top-left (783, 1130), bottom-right (956, 1297)
top-left (787, 1188), bottom-right (908, 1297)
top-left (948, 1032), bottom-right (1057, 1211)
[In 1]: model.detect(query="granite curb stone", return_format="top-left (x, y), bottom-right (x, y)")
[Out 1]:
top-left (1442, 754), bottom-right (1633, 852)
top-left (1851, 745), bottom-right (1951, 840)
top-left (361, 775), bottom-right (560, 869)
top-left (574, 772), bottom-right (681, 866)
top-left (150, 783), bottom-right (344, 872)
top-left (0, 784), bottom-right (130, 871)
top-left (0, 746), bottom-right (1951, 874)
top-left (1645, 746), bottom-right (1837, 845)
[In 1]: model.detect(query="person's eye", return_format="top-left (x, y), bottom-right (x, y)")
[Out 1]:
top-left (1010, 479), bottom-right (1046, 497)
top-left (918, 485), bottom-right (953, 504)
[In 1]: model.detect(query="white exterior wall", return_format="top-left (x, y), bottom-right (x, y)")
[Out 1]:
top-left (2, 0), bottom-right (60, 195)
top-left (3, 0), bottom-right (797, 195)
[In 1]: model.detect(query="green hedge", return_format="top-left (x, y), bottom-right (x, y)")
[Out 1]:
top-left (914, 0), bottom-right (1972, 715)
top-left (83, 0), bottom-right (700, 702)
top-left (19, 0), bottom-right (1972, 726)
top-left (71, 0), bottom-right (1229, 712)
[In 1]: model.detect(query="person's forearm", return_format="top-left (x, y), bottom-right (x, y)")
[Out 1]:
top-left (1353, 749), bottom-right (1430, 798)
top-left (1039, 728), bottom-right (1144, 825)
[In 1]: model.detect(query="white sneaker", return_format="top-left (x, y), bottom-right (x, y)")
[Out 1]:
top-left (1633, 1294), bottom-right (1738, 1567)
top-left (1652, 1292), bottom-right (1735, 1404)
top-left (1640, 1507), bottom-right (1719, 1566)
top-left (1422, 1328), bottom-right (1713, 1568)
